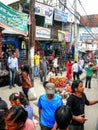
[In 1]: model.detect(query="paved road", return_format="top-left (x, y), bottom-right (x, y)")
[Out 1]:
top-left (0, 72), bottom-right (98, 130)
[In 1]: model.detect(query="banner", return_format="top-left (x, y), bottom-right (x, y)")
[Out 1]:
top-left (0, 2), bottom-right (28, 36)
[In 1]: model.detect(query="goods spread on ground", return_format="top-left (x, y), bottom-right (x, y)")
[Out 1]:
top-left (50, 76), bottom-right (66, 88)
top-left (50, 76), bottom-right (72, 104)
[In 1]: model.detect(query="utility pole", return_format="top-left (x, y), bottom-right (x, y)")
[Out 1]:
top-left (29, 0), bottom-right (36, 87)
top-left (74, 0), bottom-right (78, 61)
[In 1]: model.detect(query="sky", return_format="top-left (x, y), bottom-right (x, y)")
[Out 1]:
top-left (0, 0), bottom-right (98, 15)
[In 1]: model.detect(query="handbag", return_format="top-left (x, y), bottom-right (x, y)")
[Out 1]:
top-left (15, 73), bottom-right (22, 86)
top-left (27, 87), bottom-right (37, 101)
top-left (78, 65), bottom-right (83, 75)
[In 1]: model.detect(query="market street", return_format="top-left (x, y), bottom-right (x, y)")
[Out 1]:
top-left (0, 72), bottom-right (98, 130)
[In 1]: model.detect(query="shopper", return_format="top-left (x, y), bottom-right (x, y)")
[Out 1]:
top-left (21, 65), bottom-right (32, 99)
top-left (4, 106), bottom-right (35, 130)
top-left (66, 80), bottom-right (98, 130)
top-left (40, 56), bottom-right (48, 82)
top-left (34, 51), bottom-right (40, 77)
top-left (55, 105), bottom-right (72, 130)
top-left (66, 59), bottom-right (73, 81)
top-left (46, 67), bottom-right (55, 81)
top-left (9, 92), bottom-right (33, 120)
top-left (7, 52), bottom-right (18, 89)
top-left (85, 62), bottom-right (94, 88)
top-left (72, 61), bottom-right (80, 80)
top-left (37, 82), bottom-right (63, 130)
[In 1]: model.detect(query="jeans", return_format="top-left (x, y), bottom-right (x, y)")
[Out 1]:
top-left (9, 68), bottom-right (16, 87)
top-left (22, 87), bottom-right (29, 99)
top-left (73, 72), bottom-right (79, 80)
top-left (34, 65), bottom-right (39, 77)
top-left (85, 76), bottom-right (92, 88)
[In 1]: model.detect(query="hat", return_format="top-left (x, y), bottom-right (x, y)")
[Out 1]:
top-left (45, 83), bottom-right (55, 94)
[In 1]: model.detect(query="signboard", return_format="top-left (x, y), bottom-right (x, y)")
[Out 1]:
top-left (54, 10), bottom-right (68, 23)
top-left (0, 2), bottom-right (28, 36)
top-left (79, 27), bottom-right (98, 41)
top-left (36, 26), bottom-right (51, 39)
top-left (65, 31), bottom-right (71, 42)
top-left (35, 2), bottom-right (53, 25)
top-left (58, 30), bottom-right (65, 41)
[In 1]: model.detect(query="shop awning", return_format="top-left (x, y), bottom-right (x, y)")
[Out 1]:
top-left (0, 2), bottom-right (28, 36)
top-left (2, 29), bottom-right (23, 35)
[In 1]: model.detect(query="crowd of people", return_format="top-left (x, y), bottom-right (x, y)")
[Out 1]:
top-left (1, 79), bottom-right (98, 130)
top-left (1, 50), bottom-right (98, 130)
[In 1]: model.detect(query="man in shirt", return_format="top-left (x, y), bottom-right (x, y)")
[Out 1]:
top-left (40, 56), bottom-right (48, 82)
top-left (8, 52), bottom-right (18, 89)
top-left (66, 80), bottom-right (98, 130)
top-left (72, 61), bottom-right (80, 80)
top-left (37, 82), bottom-right (63, 130)
top-left (34, 51), bottom-right (40, 77)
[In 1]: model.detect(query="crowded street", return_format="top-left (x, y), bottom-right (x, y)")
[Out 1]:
top-left (1, 0), bottom-right (98, 130)
top-left (0, 71), bottom-right (98, 130)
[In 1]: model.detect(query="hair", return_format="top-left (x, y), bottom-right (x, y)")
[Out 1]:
top-left (55, 105), bottom-right (72, 130)
top-left (21, 64), bottom-right (30, 75)
top-left (4, 106), bottom-right (27, 129)
top-left (9, 92), bottom-right (29, 106)
top-left (71, 80), bottom-right (83, 93)
top-left (43, 81), bottom-right (49, 88)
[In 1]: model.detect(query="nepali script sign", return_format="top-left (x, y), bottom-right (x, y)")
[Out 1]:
top-left (0, 2), bottom-right (28, 36)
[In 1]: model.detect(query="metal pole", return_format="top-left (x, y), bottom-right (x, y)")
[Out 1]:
top-left (29, 0), bottom-right (36, 87)
top-left (74, 0), bottom-right (78, 61)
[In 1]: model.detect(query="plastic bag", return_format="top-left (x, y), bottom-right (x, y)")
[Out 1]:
top-left (27, 87), bottom-right (37, 101)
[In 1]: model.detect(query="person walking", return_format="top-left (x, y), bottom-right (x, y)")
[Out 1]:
top-left (66, 80), bottom-right (98, 130)
top-left (55, 105), bottom-right (72, 130)
top-left (34, 51), bottom-right (40, 77)
top-left (40, 56), bottom-right (48, 83)
top-left (21, 65), bottom-right (32, 99)
top-left (7, 52), bottom-right (18, 89)
top-left (4, 106), bottom-right (36, 130)
top-left (66, 59), bottom-right (73, 81)
top-left (85, 62), bottom-right (94, 88)
top-left (9, 92), bottom-right (33, 120)
top-left (72, 61), bottom-right (80, 80)
top-left (37, 82), bottom-right (63, 130)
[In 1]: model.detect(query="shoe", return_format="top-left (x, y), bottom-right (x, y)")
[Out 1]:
top-left (88, 87), bottom-right (91, 89)
top-left (9, 86), bottom-right (12, 89)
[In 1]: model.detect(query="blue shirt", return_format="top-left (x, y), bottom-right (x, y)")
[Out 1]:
top-left (37, 93), bottom-right (63, 128)
top-left (23, 104), bottom-right (33, 120)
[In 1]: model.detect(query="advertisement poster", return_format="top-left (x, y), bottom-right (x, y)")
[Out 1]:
top-left (35, 2), bottom-right (53, 25)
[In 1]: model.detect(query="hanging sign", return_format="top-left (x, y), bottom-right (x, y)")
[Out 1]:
top-left (0, 2), bottom-right (28, 36)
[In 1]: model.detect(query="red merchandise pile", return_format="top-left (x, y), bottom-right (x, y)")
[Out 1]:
top-left (50, 76), bottom-right (66, 88)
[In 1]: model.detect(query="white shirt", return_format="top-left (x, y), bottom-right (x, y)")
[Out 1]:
top-left (72, 63), bottom-right (78, 72)
top-left (8, 57), bottom-right (18, 71)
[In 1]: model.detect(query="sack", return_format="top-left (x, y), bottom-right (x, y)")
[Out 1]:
top-left (28, 87), bottom-right (37, 101)
top-left (78, 65), bottom-right (83, 75)
top-left (15, 73), bottom-right (22, 86)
